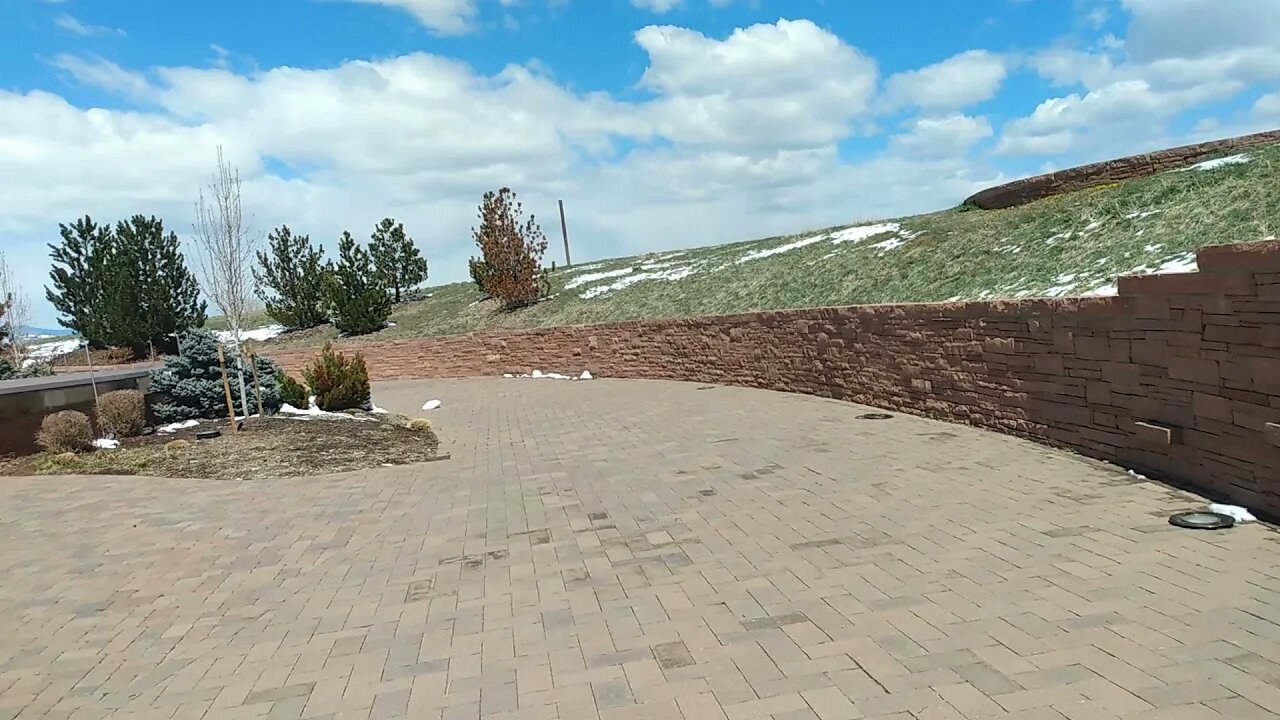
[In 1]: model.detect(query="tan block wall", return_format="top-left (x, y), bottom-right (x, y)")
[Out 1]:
top-left (272, 240), bottom-right (1280, 516)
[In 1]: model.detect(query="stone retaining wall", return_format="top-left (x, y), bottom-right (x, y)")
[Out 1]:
top-left (964, 129), bottom-right (1280, 210)
top-left (273, 240), bottom-right (1280, 517)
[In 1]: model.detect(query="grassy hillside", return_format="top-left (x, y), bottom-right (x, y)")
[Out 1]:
top-left (231, 143), bottom-right (1280, 351)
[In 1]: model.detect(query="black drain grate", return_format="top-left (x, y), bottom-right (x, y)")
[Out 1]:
top-left (857, 413), bottom-right (894, 420)
top-left (1169, 511), bottom-right (1234, 530)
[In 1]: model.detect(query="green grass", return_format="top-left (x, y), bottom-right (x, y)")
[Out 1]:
top-left (224, 143), bottom-right (1280, 351)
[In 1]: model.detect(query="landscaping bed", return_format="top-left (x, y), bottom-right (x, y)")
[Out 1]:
top-left (0, 413), bottom-right (445, 481)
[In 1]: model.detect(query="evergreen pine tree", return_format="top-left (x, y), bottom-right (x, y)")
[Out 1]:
top-left (469, 188), bottom-right (549, 308)
top-left (47, 215), bottom-right (204, 354)
top-left (46, 216), bottom-right (111, 341)
top-left (328, 231), bottom-right (391, 336)
top-left (254, 225), bottom-right (329, 329)
top-left (368, 217), bottom-right (428, 303)
top-left (150, 329), bottom-right (282, 422)
top-left (112, 216), bottom-right (206, 355)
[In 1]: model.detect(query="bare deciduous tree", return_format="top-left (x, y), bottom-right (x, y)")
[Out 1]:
top-left (192, 146), bottom-right (258, 417)
top-left (0, 252), bottom-right (32, 365)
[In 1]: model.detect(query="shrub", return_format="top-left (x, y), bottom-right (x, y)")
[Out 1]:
top-left (96, 389), bottom-right (146, 438)
top-left (302, 342), bottom-right (371, 411)
top-left (278, 372), bottom-right (308, 409)
top-left (36, 410), bottom-right (93, 453)
top-left (164, 439), bottom-right (192, 452)
top-left (150, 330), bottom-right (285, 422)
top-left (0, 357), bottom-right (53, 380)
top-left (406, 418), bottom-right (433, 432)
top-left (469, 187), bottom-right (550, 308)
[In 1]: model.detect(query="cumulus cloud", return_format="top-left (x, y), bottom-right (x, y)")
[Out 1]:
top-left (889, 115), bottom-right (993, 159)
top-left (1002, 0), bottom-right (1280, 158)
top-left (883, 50), bottom-right (1008, 112)
top-left (636, 20), bottom-right (877, 150)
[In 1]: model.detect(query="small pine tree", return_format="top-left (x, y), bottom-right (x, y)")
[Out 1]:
top-left (328, 231), bottom-right (391, 336)
top-left (469, 188), bottom-right (550, 308)
top-left (302, 342), bottom-right (371, 411)
top-left (277, 372), bottom-right (308, 409)
top-left (150, 330), bottom-right (230, 423)
top-left (254, 225), bottom-right (330, 330)
top-left (150, 330), bottom-right (281, 422)
top-left (368, 218), bottom-right (428, 303)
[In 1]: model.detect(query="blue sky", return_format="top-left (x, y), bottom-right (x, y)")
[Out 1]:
top-left (2, 0), bottom-right (1279, 327)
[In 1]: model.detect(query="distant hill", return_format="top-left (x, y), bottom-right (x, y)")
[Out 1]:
top-left (20, 327), bottom-right (75, 339)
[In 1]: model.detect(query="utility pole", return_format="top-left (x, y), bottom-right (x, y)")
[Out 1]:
top-left (558, 199), bottom-right (572, 268)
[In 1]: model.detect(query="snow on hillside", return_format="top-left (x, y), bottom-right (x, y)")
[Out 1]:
top-left (25, 338), bottom-right (83, 360)
top-left (215, 324), bottom-right (286, 344)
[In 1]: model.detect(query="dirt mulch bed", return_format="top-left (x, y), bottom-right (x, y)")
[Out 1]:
top-left (0, 414), bottom-right (446, 481)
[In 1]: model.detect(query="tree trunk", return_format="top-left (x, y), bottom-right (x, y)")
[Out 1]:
top-left (231, 324), bottom-right (251, 419)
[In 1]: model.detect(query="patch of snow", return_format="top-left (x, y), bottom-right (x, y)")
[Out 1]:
top-left (25, 338), bottom-right (84, 360)
top-left (580, 265), bottom-right (697, 299)
top-left (563, 262), bottom-right (606, 275)
top-left (1208, 503), bottom-right (1256, 523)
top-left (280, 400), bottom-right (373, 421)
top-left (1044, 232), bottom-right (1071, 246)
top-left (1082, 283), bottom-right (1118, 297)
top-left (503, 373), bottom-right (514, 378)
top-left (421, 400), bottom-right (442, 411)
top-left (870, 237), bottom-right (906, 251)
top-left (157, 419), bottom-right (200, 434)
top-left (1178, 154), bottom-right (1252, 171)
top-left (1150, 253), bottom-right (1198, 274)
top-left (93, 438), bottom-right (119, 450)
top-left (216, 324), bottom-right (286, 345)
top-left (579, 370), bottom-right (593, 380)
top-left (386, 321), bottom-right (397, 328)
top-left (371, 405), bottom-right (389, 415)
top-left (737, 236), bottom-right (826, 263)
top-left (1081, 220), bottom-right (1103, 233)
top-left (565, 268), bottom-right (633, 290)
top-left (829, 223), bottom-right (901, 245)
top-left (1125, 210), bottom-right (1161, 220)
top-left (1143, 243), bottom-right (1163, 252)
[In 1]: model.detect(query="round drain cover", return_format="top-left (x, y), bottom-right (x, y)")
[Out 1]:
top-left (195, 429), bottom-right (222, 441)
top-left (857, 413), bottom-right (894, 420)
top-left (1169, 511), bottom-right (1234, 530)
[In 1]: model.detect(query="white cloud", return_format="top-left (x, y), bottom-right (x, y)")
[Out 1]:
top-left (636, 20), bottom-right (877, 150)
top-left (883, 50), bottom-right (1007, 112)
top-left (329, 0), bottom-right (477, 34)
top-left (996, 79), bottom-right (1240, 155)
top-left (1005, 0), bottom-right (1280, 158)
top-left (1253, 92), bottom-right (1280, 123)
top-left (54, 13), bottom-right (125, 37)
top-left (889, 114), bottom-right (993, 158)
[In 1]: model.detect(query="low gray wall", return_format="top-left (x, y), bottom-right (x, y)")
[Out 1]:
top-left (0, 369), bottom-right (152, 457)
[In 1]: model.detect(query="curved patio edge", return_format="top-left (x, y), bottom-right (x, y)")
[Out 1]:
top-left (272, 239), bottom-right (1280, 518)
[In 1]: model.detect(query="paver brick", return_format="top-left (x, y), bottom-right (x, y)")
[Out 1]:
top-left (1, 378), bottom-right (1278, 719)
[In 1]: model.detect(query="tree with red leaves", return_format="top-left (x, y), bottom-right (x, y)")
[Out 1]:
top-left (468, 187), bottom-right (550, 308)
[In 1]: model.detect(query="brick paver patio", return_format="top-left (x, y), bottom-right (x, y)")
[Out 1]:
top-left (3, 378), bottom-right (1279, 719)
